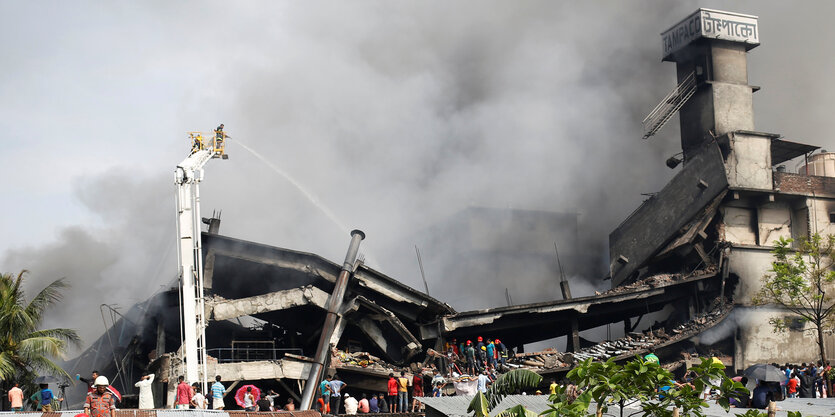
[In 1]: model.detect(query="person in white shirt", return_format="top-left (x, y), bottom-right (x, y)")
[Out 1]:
top-left (191, 386), bottom-right (208, 409)
top-left (134, 373), bottom-right (155, 409)
top-left (343, 393), bottom-right (359, 415)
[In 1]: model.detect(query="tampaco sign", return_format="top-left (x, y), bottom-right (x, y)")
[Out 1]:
top-left (661, 9), bottom-right (759, 60)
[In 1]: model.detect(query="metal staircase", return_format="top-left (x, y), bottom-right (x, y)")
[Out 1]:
top-left (642, 71), bottom-right (698, 139)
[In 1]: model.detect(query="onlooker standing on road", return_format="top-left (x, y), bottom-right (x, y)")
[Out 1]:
top-left (330, 374), bottom-right (347, 414)
top-left (387, 374), bottom-right (398, 412)
top-left (134, 373), bottom-right (155, 409)
top-left (211, 376), bottom-right (226, 410)
top-left (411, 372), bottom-right (424, 412)
top-left (255, 395), bottom-right (272, 411)
top-left (799, 370), bottom-right (816, 398)
top-left (191, 386), bottom-right (207, 409)
top-left (243, 387), bottom-right (256, 411)
top-left (8, 383), bottom-right (23, 411)
top-left (265, 389), bottom-right (280, 410)
top-left (37, 384), bottom-right (56, 412)
top-left (175, 376), bottom-right (192, 409)
top-left (318, 376), bottom-right (331, 413)
top-left (397, 371), bottom-right (409, 413)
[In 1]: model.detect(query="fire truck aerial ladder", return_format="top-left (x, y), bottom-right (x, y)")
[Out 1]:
top-left (174, 128), bottom-right (228, 394)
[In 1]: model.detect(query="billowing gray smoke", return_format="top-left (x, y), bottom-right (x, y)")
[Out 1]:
top-left (2, 1), bottom-right (834, 351)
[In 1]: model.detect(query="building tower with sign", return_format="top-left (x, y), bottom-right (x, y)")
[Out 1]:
top-left (611, 9), bottom-right (835, 369)
top-left (662, 9), bottom-right (760, 162)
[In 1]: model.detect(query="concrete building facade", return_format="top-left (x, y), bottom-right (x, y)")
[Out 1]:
top-left (610, 8), bottom-right (835, 369)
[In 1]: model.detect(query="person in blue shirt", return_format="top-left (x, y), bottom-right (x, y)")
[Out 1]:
top-left (318, 376), bottom-right (331, 413)
top-left (329, 375), bottom-right (346, 414)
top-left (38, 384), bottom-right (56, 412)
top-left (211, 375), bottom-right (226, 410)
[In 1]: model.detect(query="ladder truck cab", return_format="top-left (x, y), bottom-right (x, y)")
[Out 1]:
top-left (175, 126), bottom-right (228, 395)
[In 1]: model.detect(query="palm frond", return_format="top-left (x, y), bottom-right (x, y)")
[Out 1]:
top-left (26, 356), bottom-right (72, 381)
top-left (25, 278), bottom-right (68, 323)
top-left (468, 392), bottom-right (490, 417)
top-left (0, 352), bottom-right (17, 381)
top-left (18, 336), bottom-right (67, 359)
top-left (495, 404), bottom-right (540, 417)
top-left (27, 328), bottom-right (81, 346)
top-left (485, 369), bottom-right (543, 411)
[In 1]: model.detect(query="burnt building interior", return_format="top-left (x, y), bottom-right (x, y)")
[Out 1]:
top-left (61, 7), bottom-right (835, 409)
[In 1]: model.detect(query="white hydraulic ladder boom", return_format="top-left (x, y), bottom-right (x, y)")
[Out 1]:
top-left (174, 130), bottom-right (227, 397)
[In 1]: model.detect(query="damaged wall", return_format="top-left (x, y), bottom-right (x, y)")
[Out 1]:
top-left (734, 306), bottom-right (835, 368)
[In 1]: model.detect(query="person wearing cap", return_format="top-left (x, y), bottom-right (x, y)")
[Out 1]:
top-left (495, 339), bottom-right (508, 367)
top-left (465, 341), bottom-right (477, 375)
top-left (343, 393), bottom-right (358, 415)
top-left (85, 376), bottom-right (116, 417)
top-left (476, 337), bottom-right (486, 368)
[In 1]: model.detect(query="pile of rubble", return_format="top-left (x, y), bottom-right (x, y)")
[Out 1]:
top-left (508, 303), bottom-right (732, 371)
top-left (330, 348), bottom-right (435, 377)
top-left (601, 266), bottom-right (718, 295)
top-left (331, 349), bottom-right (399, 374)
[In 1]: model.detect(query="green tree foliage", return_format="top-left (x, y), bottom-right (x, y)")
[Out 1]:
top-left (752, 234), bottom-right (835, 365)
top-left (468, 369), bottom-right (543, 417)
top-left (0, 270), bottom-right (80, 384)
top-left (542, 357), bottom-right (747, 417)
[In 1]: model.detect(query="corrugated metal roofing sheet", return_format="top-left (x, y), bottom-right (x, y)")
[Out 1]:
top-left (418, 395), bottom-right (552, 417)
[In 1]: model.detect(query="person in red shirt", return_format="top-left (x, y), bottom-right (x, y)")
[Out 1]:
top-left (358, 393), bottom-right (370, 413)
top-left (387, 373), bottom-right (399, 412)
top-left (787, 373), bottom-right (799, 397)
top-left (175, 376), bottom-right (193, 409)
top-left (411, 372), bottom-right (425, 412)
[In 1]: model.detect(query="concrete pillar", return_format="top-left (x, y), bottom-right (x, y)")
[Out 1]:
top-left (567, 318), bottom-right (581, 353)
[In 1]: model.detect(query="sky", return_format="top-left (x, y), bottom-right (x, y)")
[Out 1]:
top-left (1, 1), bottom-right (834, 349)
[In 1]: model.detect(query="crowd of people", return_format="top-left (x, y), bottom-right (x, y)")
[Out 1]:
top-left (4, 382), bottom-right (64, 412)
top-left (315, 372), bottom-right (430, 414)
top-left (172, 375), bottom-right (291, 411)
top-left (727, 361), bottom-right (834, 409)
top-left (438, 337), bottom-right (510, 376)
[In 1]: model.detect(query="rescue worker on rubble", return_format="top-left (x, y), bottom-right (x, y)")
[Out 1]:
top-left (476, 337), bottom-right (486, 367)
top-left (496, 339), bottom-right (508, 367)
top-left (486, 339), bottom-right (497, 368)
top-left (465, 340), bottom-right (478, 375)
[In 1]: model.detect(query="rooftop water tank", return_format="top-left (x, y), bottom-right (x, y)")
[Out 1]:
top-left (797, 152), bottom-right (835, 177)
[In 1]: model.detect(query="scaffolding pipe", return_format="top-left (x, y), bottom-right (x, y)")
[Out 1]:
top-left (300, 229), bottom-right (365, 410)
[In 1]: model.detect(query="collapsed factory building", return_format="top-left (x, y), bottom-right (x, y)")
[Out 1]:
top-left (62, 8), bottom-right (835, 409)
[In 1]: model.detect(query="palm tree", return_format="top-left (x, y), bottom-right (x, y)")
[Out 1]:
top-left (468, 369), bottom-right (543, 417)
top-left (0, 270), bottom-right (80, 384)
